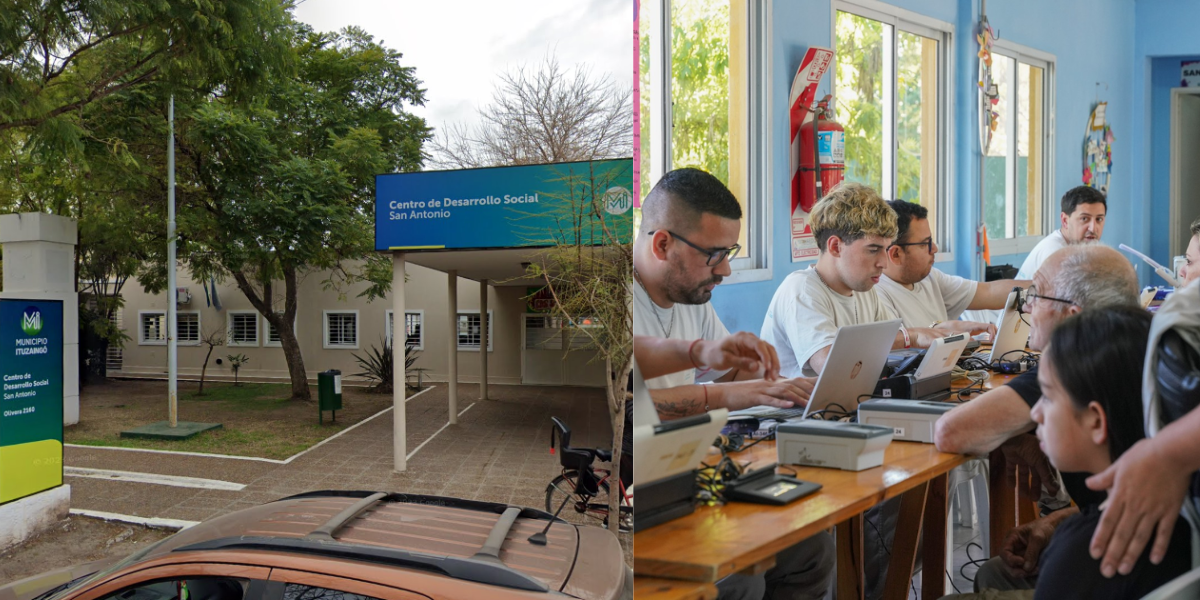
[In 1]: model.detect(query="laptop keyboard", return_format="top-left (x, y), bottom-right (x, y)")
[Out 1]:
top-left (751, 407), bottom-right (809, 421)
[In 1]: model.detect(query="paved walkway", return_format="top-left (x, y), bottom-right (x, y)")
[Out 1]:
top-left (65, 383), bottom-right (615, 524)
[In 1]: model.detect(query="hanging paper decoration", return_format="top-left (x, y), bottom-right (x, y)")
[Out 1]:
top-left (1083, 102), bottom-right (1113, 194)
top-left (977, 17), bottom-right (1000, 154)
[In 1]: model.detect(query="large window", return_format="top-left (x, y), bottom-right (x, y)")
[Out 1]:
top-left (227, 311), bottom-right (259, 347)
top-left (641, 0), bottom-right (768, 280)
top-left (457, 311), bottom-right (493, 352)
top-left (324, 311), bottom-right (358, 349)
top-left (386, 310), bottom-right (423, 350)
top-left (983, 42), bottom-right (1054, 252)
top-left (834, 2), bottom-right (952, 252)
top-left (138, 311), bottom-right (198, 345)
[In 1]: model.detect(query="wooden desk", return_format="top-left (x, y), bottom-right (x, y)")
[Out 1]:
top-left (633, 440), bottom-right (967, 599)
top-left (633, 577), bottom-right (719, 600)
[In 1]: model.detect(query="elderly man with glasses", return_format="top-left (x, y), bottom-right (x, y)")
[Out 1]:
top-left (876, 200), bottom-right (1020, 333)
top-left (934, 243), bottom-right (1140, 594)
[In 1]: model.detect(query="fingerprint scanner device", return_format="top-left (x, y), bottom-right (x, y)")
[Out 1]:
top-left (857, 399), bottom-right (956, 443)
top-left (723, 463), bottom-right (822, 506)
top-left (988, 289), bottom-right (1031, 364)
top-left (632, 409), bottom-right (729, 532)
top-left (875, 334), bottom-right (969, 402)
top-left (775, 420), bottom-right (893, 471)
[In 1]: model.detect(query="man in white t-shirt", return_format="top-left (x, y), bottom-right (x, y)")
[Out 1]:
top-left (635, 168), bottom-right (816, 420)
top-left (761, 183), bottom-right (986, 378)
top-left (876, 199), bottom-right (1021, 329)
top-left (635, 168), bottom-right (835, 600)
top-left (1016, 185), bottom-right (1107, 279)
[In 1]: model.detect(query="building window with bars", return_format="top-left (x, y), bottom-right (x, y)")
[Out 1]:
top-left (324, 311), bottom-right (358, 349)
top-left (139, 311), bottom-right (167, 345)
top-left (457, 311), bottom-right (492, 351)
top-left (264, 313), bottom-right (289, 347)
top-left (387, 310), bottom-right (424, 350)
top-left (177, 313), bottom-right (200, 344)
top-left (228, 312), bottom-right (259, 347)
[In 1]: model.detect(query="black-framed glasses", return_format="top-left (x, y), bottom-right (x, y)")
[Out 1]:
top-left (889, 237), bottom-right (935, 254)
top-left (1018, 284), bottom-right (1075, 313)
top-left (649, 230), bottom-right (742, 266)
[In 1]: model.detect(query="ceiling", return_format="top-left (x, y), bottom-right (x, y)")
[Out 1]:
top-left (395, 246), bottom-right (626, 288)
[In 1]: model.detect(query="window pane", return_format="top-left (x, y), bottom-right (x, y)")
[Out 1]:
top-left (266, 313), bottom-right (283, 344)
top-left (836, 11), bottom-right (888, 193)
top-left (896, 30), bottom-right (939, 225)
top-left (670, 0), bottom-right (749, 255)
top-left (1018, 63), bottom-right (1045, 238)
top-left (983, 55), bottom-right (1013, 238)
top-left (282, 584), bottom-right (379, 600)
top-left (405, 312), bottom-right (421, 348)
top-left (638, 0), bottom-right (653, 201)
top-left (327, 313), bottom-right (356, 346)
top-left (177, 313), bottom-right (199, 343)
top-left (142, 314), bottom-right (165, 342)
top-left (231, 313), bottom-right (257, 344)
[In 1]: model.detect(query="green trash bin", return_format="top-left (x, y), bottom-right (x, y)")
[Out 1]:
top-left (318, 369), bottom-right (342, 424)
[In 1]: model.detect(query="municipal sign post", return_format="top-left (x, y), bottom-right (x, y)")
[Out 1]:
top-left (0, 299), bottom-right (64, 504)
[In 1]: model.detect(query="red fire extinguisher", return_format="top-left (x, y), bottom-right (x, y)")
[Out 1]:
top-left (797, 95), bottom-right (846, 214)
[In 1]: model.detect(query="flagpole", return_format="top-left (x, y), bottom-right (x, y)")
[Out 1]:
top-left (167, 95), bottom-right (178, 428)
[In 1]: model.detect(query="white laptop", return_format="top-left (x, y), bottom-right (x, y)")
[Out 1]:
top-left (912, 333), bottom-right (970, 380)
top-left (987, 289), bottom-right (1031, 363)
top-left (801, 320), bottom-right (902, 417)
top-left (632, 409), bottom-right (728, 486)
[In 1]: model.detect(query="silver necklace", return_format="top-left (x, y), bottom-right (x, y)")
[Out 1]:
top-left (634, 268), bottom-right (676, 338)
top-left (812, 266), bottom-right (859, 323)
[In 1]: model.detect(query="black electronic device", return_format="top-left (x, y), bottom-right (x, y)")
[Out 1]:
top-left (723, 463), bottom-right (822, 506)
top-left (874, 372), bottom-right (953, 402)
top-left (633, 470), bottom-right (697, 532)
top-left (721, 415), bottom-right (761, 437)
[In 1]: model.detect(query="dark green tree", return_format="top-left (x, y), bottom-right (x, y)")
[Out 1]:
top-left (178, 24), bottom-right (430, 401)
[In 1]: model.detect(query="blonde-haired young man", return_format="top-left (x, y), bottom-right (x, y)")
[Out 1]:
top-left (761, 182), bottom-right (985, 378)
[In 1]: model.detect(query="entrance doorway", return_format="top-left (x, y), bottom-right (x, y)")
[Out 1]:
top-left (521, 314), bottom-right (606, 387)
top-left (1170, 88), bottom-right (1200, 258)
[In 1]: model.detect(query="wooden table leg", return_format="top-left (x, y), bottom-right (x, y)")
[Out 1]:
top-left (837, 515), bottom-right (865, 600)
top-left (921, 472), bottom-right (950, 600)
top-left (883, 482), bottom-right (928, 600)
top-left (989, 448), bottom-right (1014, 557)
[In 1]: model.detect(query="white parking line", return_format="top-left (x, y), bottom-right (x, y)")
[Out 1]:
top-left (65, 467), bottom-right (246, 491)
top-left (70, 509), bottom-right (199, 530)
top-left (406, 402), bottom-right (476, 460)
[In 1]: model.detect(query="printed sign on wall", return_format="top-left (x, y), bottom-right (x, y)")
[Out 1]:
top-left (0, 299), bottom-right (64, 504)
top-left (1183, 60), bottom-right (1200, 87)
top-left (375, 159), bottom-right (633, 252)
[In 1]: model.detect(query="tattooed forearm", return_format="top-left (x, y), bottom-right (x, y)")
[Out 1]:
top-left (655, 398), bottom-right (703, 419)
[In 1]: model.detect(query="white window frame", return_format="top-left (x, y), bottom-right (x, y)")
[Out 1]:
top-left (643, 0), bottom-right (771, 283)
top-left (386, 310), bottom-right (424, 351)
top-left (262, 313), bottom-right (295, 348)
top-left (176, 311), bottom-right (201, 346)
top-left (983, 39), bottom-right (1057, 256)
top-left (323, 310), bottom-right (360, 350)
top-left (832, 0), bottom-right (955, 261)
top-left (456, 310), bottom-right (494, 352)
top-left (226, 310), bottom-right (260, 348)
top-left (138, 310), bottom-right (167, 346)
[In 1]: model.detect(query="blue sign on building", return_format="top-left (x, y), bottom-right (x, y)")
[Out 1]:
top-left (375, 159), bottom-right (633, 252)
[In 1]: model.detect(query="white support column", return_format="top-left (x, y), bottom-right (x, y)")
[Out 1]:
top-left (392, 252), bottom-right (407, 473)
top-left (479, 279), bottom-right (489, 401)
top-left (447, 270), bottom-right (458, 424)
top-left (0, 213), bottom-right (79, 425)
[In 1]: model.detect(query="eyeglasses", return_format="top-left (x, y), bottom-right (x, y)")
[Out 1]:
top-left (889, 237), bottom-right (935, 254)
top-left (649, 230), bottom-right (742, 266)
top-left (1018, 284), bottom-right (1075, 312)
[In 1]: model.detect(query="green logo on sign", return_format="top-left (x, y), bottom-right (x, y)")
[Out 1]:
top-left (21, 308), bottom-right (42, 336)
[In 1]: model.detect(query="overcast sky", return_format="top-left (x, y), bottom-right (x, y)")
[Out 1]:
top-left (293, 0), bottom-right (633, 133)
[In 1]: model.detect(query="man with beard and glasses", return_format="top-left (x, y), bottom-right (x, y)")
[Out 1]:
top-left (633, 168), bottom-right (835, 600)
top-left (634, 167), bottom-right (816, 420)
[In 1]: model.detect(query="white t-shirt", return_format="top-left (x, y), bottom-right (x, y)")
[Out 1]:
top-left (633, 282), bottom-right (731, 390)
top-left (875, 269), bottom-right (979, 329)
top-left (760, 267), bottom-right (894, 378)
top-left (1016, 229), bottom-right (1067, 279)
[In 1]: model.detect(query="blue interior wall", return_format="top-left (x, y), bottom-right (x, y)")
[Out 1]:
top-left (709, 0), bottom-right (1139, 333)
